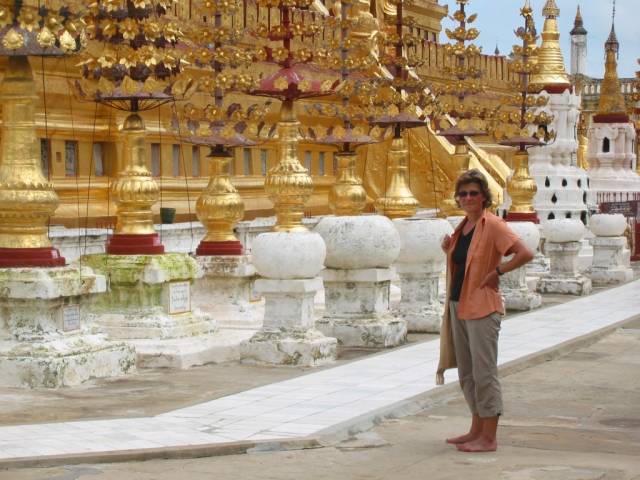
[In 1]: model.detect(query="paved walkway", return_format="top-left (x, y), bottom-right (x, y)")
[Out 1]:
top-left (1, 280), bottom-right (639, 462)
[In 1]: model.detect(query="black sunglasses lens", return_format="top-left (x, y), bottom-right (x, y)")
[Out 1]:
top-left (457, 191), bottom-right (480, 198)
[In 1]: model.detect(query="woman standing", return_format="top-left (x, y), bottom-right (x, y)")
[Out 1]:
top-left (437, 169), bottom-right (534, 453)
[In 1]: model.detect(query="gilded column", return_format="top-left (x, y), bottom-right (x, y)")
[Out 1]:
top-left (106, 113), bottom-right (164, 254)
top-left (330, 151), bottom-right (366, 215)
top-left (0, 56), bottom-right (64, 267)
top-left (196, 148), bottom-right (244, 255)
top-left (265, 100), bottom-right (314, 232)
top-left (375, 135), bottom-right (419, 218)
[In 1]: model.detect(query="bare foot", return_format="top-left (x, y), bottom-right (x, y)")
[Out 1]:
top-left (445, 432), bottom-right (480, 445)
top-left (455, 437), bottom-right (497, 452)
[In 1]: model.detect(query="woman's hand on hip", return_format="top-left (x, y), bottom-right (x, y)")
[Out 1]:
top-left (480, 270), bottom-right (500, 291)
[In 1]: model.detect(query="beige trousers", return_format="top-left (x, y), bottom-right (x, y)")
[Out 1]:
top-left (449, 301), bottom-right (503, 417)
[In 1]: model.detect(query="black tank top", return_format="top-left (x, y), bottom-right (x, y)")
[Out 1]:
top-left (450, 227), bottom-right (475, 302)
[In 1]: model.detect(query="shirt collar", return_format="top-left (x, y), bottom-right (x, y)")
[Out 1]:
top-left (453, 209), bottom-right (488, 235)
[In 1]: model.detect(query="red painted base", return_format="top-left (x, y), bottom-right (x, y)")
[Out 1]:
top-left (106, 233), bottom-right (165, 255)
top-left (633, 224), bottom-right (640, 262)
top-left (196, 240), bottom-right (243, 256)
top-left (505, 212), bottom-right (540, 224)
top-left (0, 247), bottom-right (66, 268)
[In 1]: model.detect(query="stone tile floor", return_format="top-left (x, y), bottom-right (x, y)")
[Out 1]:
top-left (0, 279), bottom-right (639, 461)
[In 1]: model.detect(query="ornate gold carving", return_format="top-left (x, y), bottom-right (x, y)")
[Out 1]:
top-left (530, 0), bottom-right (570, 89)
top-left (330, 151), bottom-right (367, 216)
top-left (439, 143), bottom-right (469, 218)
top-left (110, 113), bottom-right (160, 235)
top-left (507, 149), bottom-right (537, 214)
top-left (264, 101), bottom-right (314, 232)
top-left (196, 150), bottom-right (244, 242)
top-left (374, 136), bottom-right (419, 218)
top-left (597, 27), bottom-right (627, 117)
top-left (0, 56), bottom-right (59, 249)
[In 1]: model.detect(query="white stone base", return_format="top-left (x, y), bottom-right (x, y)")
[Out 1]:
top-left (590, 268), bottom-right (633, 286)
top-left (526, 251), bottom-right (550, 278)
top-left (537, 275), bottom-right (592, 296)
top-left (0, 335), bottom-right (135, 388)
top-left (316, 315), bottom-right (407, 348)
top-left (95, 309), bottom-right (215, 339)
top-left (0, 265), bottom-right (135, 388)
top-left (130, 329), bottom-right (256, 369)
top-left (320, 268), bottom-right (407, 347)
top-left (393, 303), bottom-right (442, 333)
top-left (82, 253), bottom-right (219, 369)
top-left (240, 328), bottom-right (337, 367)
top-left (503, 288), bottom-right (543, 311)
top-left (194, 255), bottom-right (262, 330)
top-left (501, 264), bottom-right (542, 312)
top-left (393, 263), bottom-right (444, 333)
top-left (589, 236), bottom-right (634, 286)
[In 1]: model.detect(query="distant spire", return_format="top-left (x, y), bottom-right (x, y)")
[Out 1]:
top-left (494, 44), bottom-right (500, 56)
top-left (605, 2), bottom-right (619, 56)
top-left (530, 0), bottom-right (570, 91)
top-left (595, 0), bottom-right (627, 123)
top-left (570, 5), bottom-right (587, 35)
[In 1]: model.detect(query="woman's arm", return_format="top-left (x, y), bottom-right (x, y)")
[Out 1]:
top-left (480, 239), bottom-right (534, 290)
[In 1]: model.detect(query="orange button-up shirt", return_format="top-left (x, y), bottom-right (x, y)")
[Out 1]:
top-left (446, 210), bottom-right (520, 320)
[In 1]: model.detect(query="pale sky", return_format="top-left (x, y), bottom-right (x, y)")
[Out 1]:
top-left (441, 0), bottom-right (639, 79)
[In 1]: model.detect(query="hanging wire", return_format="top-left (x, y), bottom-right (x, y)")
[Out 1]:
top-left (40, 56), bottom-right (51, 239)
top-left (158, 107), bottom-right (164, 244)
top-left (62, 57), bottom-right (83, 274)
top-left (83, 102), bottom-right (100, 257)
top-left (427, 124), bottom-right (439, 215)
top-left (170, 100), bottom-right (195, 251)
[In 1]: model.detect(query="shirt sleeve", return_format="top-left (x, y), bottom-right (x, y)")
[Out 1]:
top-left (492, 218), bottom-right (521, 257)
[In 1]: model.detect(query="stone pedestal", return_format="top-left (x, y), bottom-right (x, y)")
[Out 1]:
top-left (394, 263), bottom-right (443, 332)
top-left (193, 255), bottom-right (261, 330)
top-left (502, 262), bottom-right (543, 310)
top-left (537, 219), bottom-right (592, 296)
top-left (82, 253), bottom-right (219, 369)
top-left (588, 214), bottom-right (633, 285)
top-left (317, 268), bottom-right (406, 347)
top-left (314, 215), bottom-right (406, 348)
top-left (392, 217), bottom-right (452, 333)
top-left (503, 222), bottom-right (542, 311)
top-left (240, 232), bottom-right (337, 366)
top-left (0, 266), bottom-right (135, 388)
top-left (589, 237), bottom-right (633, 285)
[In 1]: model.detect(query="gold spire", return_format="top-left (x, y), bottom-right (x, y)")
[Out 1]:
top-left (530, 0), bottom-right (571, 91)
top-left (595, 22), bottom-right (628, 122)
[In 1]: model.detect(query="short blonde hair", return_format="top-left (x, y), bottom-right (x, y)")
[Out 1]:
top-left (455, 169), bottom-right (493, 209)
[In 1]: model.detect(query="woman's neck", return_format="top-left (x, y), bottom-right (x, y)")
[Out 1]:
top-left (466, 210), bottom-right (483, 224)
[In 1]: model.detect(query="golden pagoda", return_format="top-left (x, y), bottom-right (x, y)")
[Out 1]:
top-left (530, 0), bottom-right (571, 92)
top-left (594, 23), bottom-right (629, 123)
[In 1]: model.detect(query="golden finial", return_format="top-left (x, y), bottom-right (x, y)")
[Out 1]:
top-left (530, 0), bottom-right (570, 92)
top-left (542, 0), bottom-right (560, 17)
top-left (595, 3), bottom-right (628, 122)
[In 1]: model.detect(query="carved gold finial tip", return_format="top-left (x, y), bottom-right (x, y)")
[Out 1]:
top-left (542, 0), bottom-right (560, 17)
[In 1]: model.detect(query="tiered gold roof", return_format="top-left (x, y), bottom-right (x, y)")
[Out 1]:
top-left (530, 0), bottom-right (570, 92)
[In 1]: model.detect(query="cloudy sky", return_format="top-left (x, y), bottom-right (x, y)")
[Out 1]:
top-left (441, 0), bottom-right (638, 79)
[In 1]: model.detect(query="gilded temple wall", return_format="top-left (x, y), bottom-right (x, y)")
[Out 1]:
top-left (0, 1), bottom-right (514, 226)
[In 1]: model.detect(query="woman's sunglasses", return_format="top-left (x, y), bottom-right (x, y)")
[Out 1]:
top-left (456, 191), bottom-right (481, 198)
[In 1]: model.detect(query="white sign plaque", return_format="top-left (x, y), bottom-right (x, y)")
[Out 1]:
top-left (169, 281), bottom-right (191, 314)
top-left (62, 305), bottom-right (81, 331)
